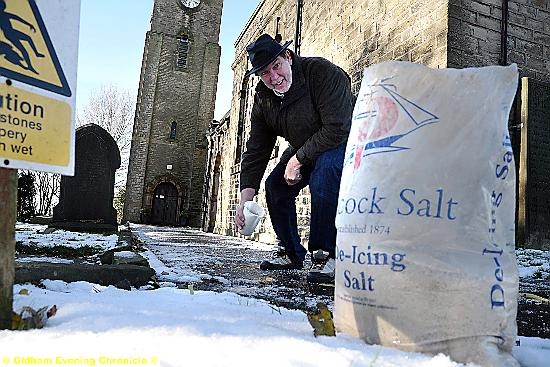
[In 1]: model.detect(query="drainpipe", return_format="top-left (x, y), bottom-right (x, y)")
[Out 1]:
top-left (294, 0), bottom-right (303, 55)
top-left (500, 0), bottom-right (509, 66)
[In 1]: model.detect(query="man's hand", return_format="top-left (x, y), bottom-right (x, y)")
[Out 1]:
top-left (234, 188), bottom-right (255, 232)
top-left (284, 155), bottom-right (302, 186)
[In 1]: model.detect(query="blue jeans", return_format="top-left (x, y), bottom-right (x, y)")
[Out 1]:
top-left (265, 144), bottom-right (345, 262)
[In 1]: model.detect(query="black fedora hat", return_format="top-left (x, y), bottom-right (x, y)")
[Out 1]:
top-left (244, 34), bottom-right (293, 78)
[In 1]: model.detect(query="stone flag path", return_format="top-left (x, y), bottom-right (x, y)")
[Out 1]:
top-left (131, 224), bottom-right (333, 312)
top-left (131, 224), bottom-right (549, 338)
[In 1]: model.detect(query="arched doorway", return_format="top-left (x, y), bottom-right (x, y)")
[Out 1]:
top-left (150, 182), bottom-right (178, 225)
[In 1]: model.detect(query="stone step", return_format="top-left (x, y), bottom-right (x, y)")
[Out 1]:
top-left (15, 262), bottom-right (154, 289)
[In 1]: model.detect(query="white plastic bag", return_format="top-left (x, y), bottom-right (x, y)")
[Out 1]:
top-left (334, 61), bottom-right (519, 367)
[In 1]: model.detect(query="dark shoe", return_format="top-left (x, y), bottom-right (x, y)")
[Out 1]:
top-left (259, 246), bottom-right (303, 270)
top-left (307, 250), bottom-right (335, 284)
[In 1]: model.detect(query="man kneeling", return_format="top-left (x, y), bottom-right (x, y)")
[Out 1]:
top-left (234, 34), bottom-right (354, 284)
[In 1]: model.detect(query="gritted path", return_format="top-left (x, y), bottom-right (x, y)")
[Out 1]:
top-left (131, 225), bottom-right (550, 338)
top-left (132, 225), bottom-right (333, 312)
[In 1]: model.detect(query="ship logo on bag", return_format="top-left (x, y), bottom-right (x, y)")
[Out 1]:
top-left (346, 77), bottom-right (439, 170)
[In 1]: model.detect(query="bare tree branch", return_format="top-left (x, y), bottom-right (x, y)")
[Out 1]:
top-left (77, 84), bottom-right (135, 189)
top-left (32, 171), bottom-right (60, 216)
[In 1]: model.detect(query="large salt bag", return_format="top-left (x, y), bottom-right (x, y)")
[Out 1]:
top-left (334, 61), bottom-right (519, 367)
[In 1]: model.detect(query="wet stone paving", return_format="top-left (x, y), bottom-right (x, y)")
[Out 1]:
top-left (132, 225), bottom-right (550, 338)
top-left (133, 225), bottom-right (333, 312)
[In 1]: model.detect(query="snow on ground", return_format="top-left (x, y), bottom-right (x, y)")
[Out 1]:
top-left (16, 256), bottom-right (74, 264)
top-left (4, 280), bottom-right (548, 367)
top-left (2, 223), bottom-right (549, 366)
top-left (516, 248), bottom-right (550, 280)
top-left (132, 224), bottom-right (273, 251)
top-left (6, 280), bottom-right (471, 367)
top-left (15, 223), bottom-right (119, 251)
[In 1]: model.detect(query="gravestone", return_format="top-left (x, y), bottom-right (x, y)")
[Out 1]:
top-left (50, 124), bottom-right (121, 232)
top-left (518, 78), bottom-right (550, 250)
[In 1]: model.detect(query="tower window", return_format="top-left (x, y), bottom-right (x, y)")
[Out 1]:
top-left (177, 36), bottom-right (189, 69)
top-left (169, 121), bottom-right (177, 140)
top-left (274, 17), bottom-right (282, 42)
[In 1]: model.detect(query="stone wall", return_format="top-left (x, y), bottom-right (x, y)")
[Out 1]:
top-left (124, 30), bottom-right (160, 223)
top-left (299, 0), bottom-right (449, 92)
top-left (448, 0), bottom-right (550, 83)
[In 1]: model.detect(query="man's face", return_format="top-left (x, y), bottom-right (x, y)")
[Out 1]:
top-left (257, 51), bottom-right (293, 93)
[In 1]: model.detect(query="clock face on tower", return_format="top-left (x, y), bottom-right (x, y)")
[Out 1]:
top-left (180, 0), bottom-right (200, 9)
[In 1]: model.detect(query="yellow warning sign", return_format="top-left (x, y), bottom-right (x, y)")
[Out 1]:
top-left (0, 0), bottom-right (71, 96)
top-left (0, 83), bottom-right (71, 165)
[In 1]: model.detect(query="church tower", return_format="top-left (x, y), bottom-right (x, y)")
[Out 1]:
top-left (123, 0), bottom-right (223, 227)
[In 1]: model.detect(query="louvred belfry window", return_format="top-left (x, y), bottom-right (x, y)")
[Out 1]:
top-left (169, 121), bottom-right (177, 140)
top-left (177, 36), bottom-right (189, 69)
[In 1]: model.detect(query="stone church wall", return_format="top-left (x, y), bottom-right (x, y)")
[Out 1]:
top-left (124, 31), bottom-right (161, 223)
top-left (448, 0), bottom-right (550, 83)
top-left (205, 0), bottom-right (550, 248)
top-left (299, 0), bottom-right (449, 92)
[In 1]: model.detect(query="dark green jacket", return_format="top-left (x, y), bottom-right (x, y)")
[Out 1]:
top-left (239, 54), bottom-right (354, 192)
